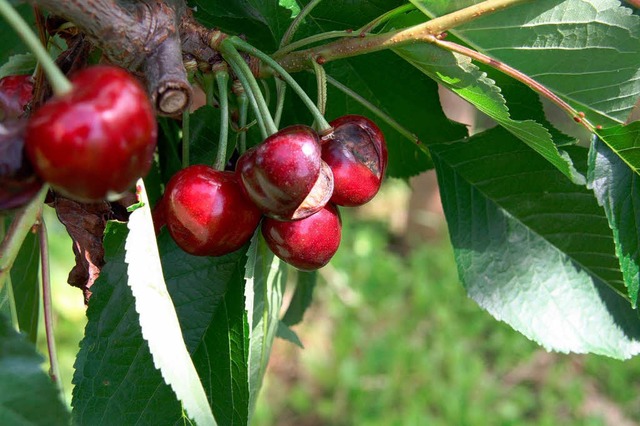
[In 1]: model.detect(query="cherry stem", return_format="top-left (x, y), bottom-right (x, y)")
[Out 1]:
top-left (273, 79), bottom-right (287, 129)
top-left (0, 0), bottom-right (72, 96)
top-left (430, 37), bottom-right (596, 133)
top-left (214, 66), bottom-right (230, 170)
top-left (39, 219), bottom-right (62, 392)
top-left (280, 0), bottom-right (324, 48)
top-left (220, 39), bottom-right (276, 137)
top-left (311, 60), bottom-right (327, 121)
top-left (273, 0), bottom-right (529, 74)
top-left (0, 186), bottom-right (49, 292)
top-left (232, 80), bottom-right (249, 153)
top-left (0, 220), bottom-right (19, 330)
top-left (356, 3), bottom-right (417, 35)
top-left (230, 37), bottom-right (332, 133)
top-left (275, 31), bottom-right (358, 58)
top-left (324, 73), bottom-right (421, 146)
top-left (182, 109), bottom-right (190, 168)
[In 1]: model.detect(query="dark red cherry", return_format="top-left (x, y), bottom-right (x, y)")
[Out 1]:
top-left (322, 115), bottom-right (387, 206)
top-left (24, 65), bottom-right (157, 202)
top-left (164, 165), bottom-right (262, 257)
top-left (0, 75), bottom-right (33, 121)
top-left (236, 125), bottom-right (334, 221)
top-left (0, 119), bottom-right (43, 211)
top-left (262, 203), bottom-right (341, 271)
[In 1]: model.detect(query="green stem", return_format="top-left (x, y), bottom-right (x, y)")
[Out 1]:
top-left (273, 79), bottom-right (287, 129)
top-left (237, 91), bottom-right (249, 154)
top-left (0, 220), bottom-right (19, 331)
top-left (325, 74), bottom-right (420, 145)
top-left (356, 3), bottom-right (417, 34)
top-left (220, 39), bottom-right (277, 136)
top-left (214, 67), bottom-right (230, 170)
top-left (275, 31), bottom-right (357, 58)
top-left (0, 0), bottom-right (71, 96)
top-left (273, 0), bottom-right (530, 74)
top-left (0, 185), bottom-right (48, 292)
top-left (202, 73), bottom-right (216, 107)
top-left (182, 110), bottom-right (190, 168)
top-left (39, 219), bottom-right (63, 396)
top-left (280, 0), bottom-right (324, 48)
top-left (311, 60), bottom-right (327, 118)
top-left (231, 37), bottom-right (332, 133)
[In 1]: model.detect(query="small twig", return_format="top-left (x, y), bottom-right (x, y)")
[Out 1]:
top-left (430, 36), bottom-right (596, 132)
top-left (39, 219), bottom-right (62, 392)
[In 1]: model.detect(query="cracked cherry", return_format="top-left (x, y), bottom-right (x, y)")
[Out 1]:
top-left (236, 125), bottom-right (333, 221)
top-left (322, 115), bottom-right (387, 206)
top-left (0, 119), bottom-right (43, 211)
top-left (262, 203), bottom-right (341, 271)
top-left (0, 74), bottom-right (33, 121)
top-left (24, 65), bottom-right (157, 202)
top-left (164, 165), bottom-right (262, 257)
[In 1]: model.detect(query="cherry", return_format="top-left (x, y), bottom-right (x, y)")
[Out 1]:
top-left (164, 165), bottom-right (262, 257)
top-left (24, 65), bottom-right (157, 202)
top-left (0, 119), bottom-right (43, 211)
top-left (236, 125), bottom-right (334, 221)
top-left (322, 115), bottom-right (387, 206)
top-left (0, 75), bottom-right (33, 121)
top-left (262, 203), bottom-right (341, 271)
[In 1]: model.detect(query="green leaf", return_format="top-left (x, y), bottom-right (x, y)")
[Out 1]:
top-left (431, 127), bottom-right (640, 358)
top-left (10, 229), bottom-right (39, 344)
top-left (72, 221), bottom-right (249, 425)
top-left (0, 53), bottom-right (34, 79)
top-left (588, 137), bottom-right (640, 306)
top-left (419, 0), bottom-right (640, 126)
top-left (0, 4), bottom-right (33, 64)
top-left (125, 181), bottom-right (215, 426)
top-left (596, 121), bottom-right (640, 175)
top-left (282, 270), bottom-right (316, 327)
top-left (244, 232), bottom-right (288, 422)
top-left (392, 29), bottom-right (584, 183)
top-left (275, 321), bottom-right (303, 348)
top-left (0, 314), bottom-right (70, 426)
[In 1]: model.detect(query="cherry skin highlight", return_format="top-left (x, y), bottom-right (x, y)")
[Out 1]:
top-left (236, 125), bottom-right (333, 220)
top-left (24, 65), bottom-right (157, 202)
top-left (164, 165), bottom-right (262, 257)
top-left (262, 203), bottom-right (341, 271)
top-left (322, 115), bottom-right (387, 206)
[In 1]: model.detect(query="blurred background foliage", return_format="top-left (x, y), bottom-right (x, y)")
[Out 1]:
top-left (43, 176), bottom-right (640, 426)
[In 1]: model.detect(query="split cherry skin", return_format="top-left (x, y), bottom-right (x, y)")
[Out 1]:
top-left (236, 125), bottom-right (333, 221)
top-left (24, 65), bottom-right (157, 202)
top-left (262, 204), bottom-right (342, 271)
top-left (321, 115), bottom-right (387, 207)
top-left (164, 165), bottom-right (262, 257)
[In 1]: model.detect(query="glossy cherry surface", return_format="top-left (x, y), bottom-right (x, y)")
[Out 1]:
top-left (0, 75), bottom-right (33, 120)
top-left (0, 120), bottom-right (42, 211)
top-left (24, 65), bottom-right (157, 202)
top-left (236, 125), bottom-right (333, 220)
top-left (322, 115), bottom-right (387, 206)
top-left (262, 203), bottom-right (341, 271)
top-left (164, 165), bottom-right (262, 257)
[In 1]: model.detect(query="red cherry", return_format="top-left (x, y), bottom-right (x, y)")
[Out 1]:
top-left (236, 125), bottom-right (334, 221)
top-left (0, 75), bottom-right (33, 121)
top-left (322, 115), bottom-right (387, 206)
top-left (24, 65), bottom-right (157, 202)
top-left (164, 165), bottom-right (262, 257)
top-left (0, 119), bottom-right (43, 211)
top-left (262, 204), bottom-right (341, 271)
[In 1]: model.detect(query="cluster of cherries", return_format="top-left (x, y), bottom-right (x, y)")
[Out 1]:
top-left (0, 64), bottom-right (387, 271)
top-left (160, 115), bottom-right (387, 271)
top-left (0, 65), bottom-right (157, 209)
